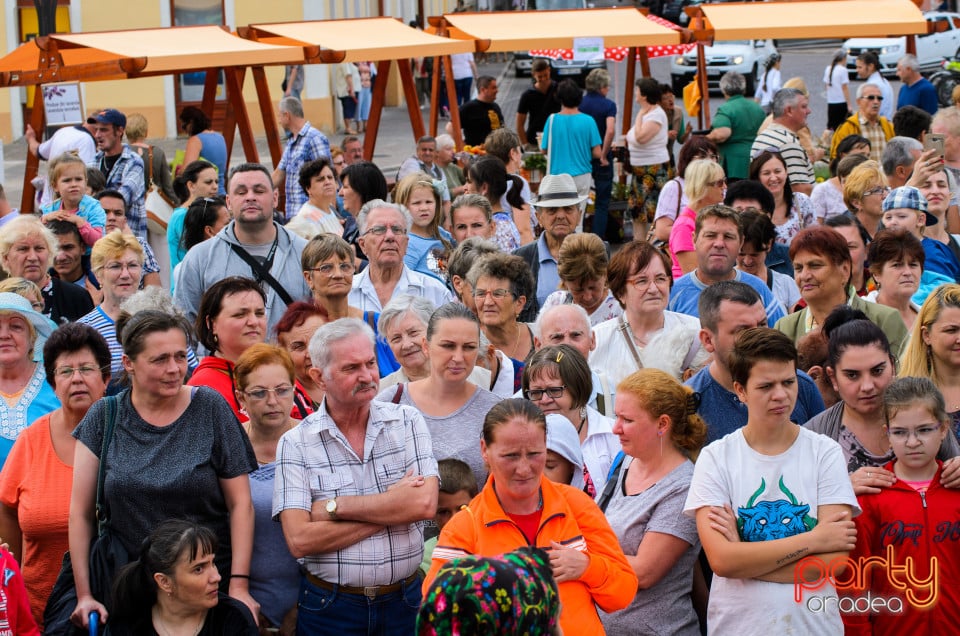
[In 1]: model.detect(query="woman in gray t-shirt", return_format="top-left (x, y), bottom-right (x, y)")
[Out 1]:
top-left (599, 368), bottom-right (705, 636)
top-left (70, 310), bottom-right (258, 628)
top-left (376, 302), bottom-right (499, 486)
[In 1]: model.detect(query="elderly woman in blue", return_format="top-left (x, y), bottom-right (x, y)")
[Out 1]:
top-left (0, 293), bottom-right (59, 466)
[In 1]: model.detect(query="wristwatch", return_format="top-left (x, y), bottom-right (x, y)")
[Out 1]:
top-left (325, 498), bottom-right (338, 520)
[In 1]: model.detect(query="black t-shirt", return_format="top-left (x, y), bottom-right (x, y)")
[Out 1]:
top-left (459, 99), bottom-right (505, 146)
top-left (517, 82), bottom-right (560, 141)
top-left (108, 595), bottom-right (259, 636)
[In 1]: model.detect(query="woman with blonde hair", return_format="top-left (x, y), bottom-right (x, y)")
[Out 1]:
top-left (393, 172), bottom-right (452, 283)
top-left (900, 284), bottom-right (960, 444)
top-left (539, 233), bottom-right (622, 326)
top-left (669, 158), bottom-right (726, 277)
top-left (125, 113), bottom-right (177, 205)
top-left (78, 231), bottom-right (148, 395)
top-left (843, 160), bottom-right (889, 239)
top-left (599, 368), bottom-right (706, 635)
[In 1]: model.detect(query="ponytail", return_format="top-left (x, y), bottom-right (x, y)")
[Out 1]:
top-left (505, 174), bottom-right (525, 212)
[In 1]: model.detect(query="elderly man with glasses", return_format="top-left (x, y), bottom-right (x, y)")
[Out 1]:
top-left (348, 200), bottom-right (453, 313)
top-left (830, 83), bottom-right (895, 163)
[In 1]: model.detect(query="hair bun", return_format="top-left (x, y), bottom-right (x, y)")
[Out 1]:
top-left (686, 391), bottom-right (701, 416)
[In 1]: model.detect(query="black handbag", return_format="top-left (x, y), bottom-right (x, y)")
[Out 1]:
top-left (44, 396), bottom-right (127, 635)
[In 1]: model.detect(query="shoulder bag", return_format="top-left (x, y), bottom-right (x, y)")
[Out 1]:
top-left (44, 396), bottom-right (129, 635)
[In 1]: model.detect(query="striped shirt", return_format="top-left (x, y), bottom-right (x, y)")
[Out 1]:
top-left (750, 123), bottom-right (815, 186)
top-left (273, 399), bottom-right (438, 586)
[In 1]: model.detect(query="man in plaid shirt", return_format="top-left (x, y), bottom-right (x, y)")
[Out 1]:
top-left (272, 96), bottom-right (331, 220)
top-left (89, 109), bottom-right (147, 240)
top-left (274, 317), bottom-right (438, 635)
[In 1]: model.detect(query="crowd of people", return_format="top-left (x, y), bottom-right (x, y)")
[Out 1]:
top-left (0, 45), bottom-right (959, 636)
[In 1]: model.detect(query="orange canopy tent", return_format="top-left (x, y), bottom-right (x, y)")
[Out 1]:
top-left (0, 24), bottom-right (307, 212)
top-left (242, 17), bottom-right (476, 168)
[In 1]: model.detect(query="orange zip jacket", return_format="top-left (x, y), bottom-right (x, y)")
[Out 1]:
top-left (424, 477), bottom-right (638, 636)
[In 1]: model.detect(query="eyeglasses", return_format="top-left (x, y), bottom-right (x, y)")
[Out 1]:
top-left (362, 225), bottom-right (408, 237)
top-left (103, 261), bottom-right (142, 274)
top-left (54, 365), bottom-right (106, 379)
top-left (888, 425), bottom-right (941, 441)
top-left (709, 178), bottom-right (727, 188)
top-left (627, 274), bottom-right (671, 289)
top-left (243, 385), bottom-right (295, 401)
top-left (862, 95), bottom-right (884, 101)
top-left (309, 262), bottom-right (354, 276)
top-left (473, 288), bottom-right (515, 300)
top-left (525, 385), bottom-right (566, 401)
top-left (864, 185), bottom-right (891, 197)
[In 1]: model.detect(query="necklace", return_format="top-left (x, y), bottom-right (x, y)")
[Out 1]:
top-left (153, 606), bottom-right (205, 636)
top-left (509, 322), bottom-right (523, 358)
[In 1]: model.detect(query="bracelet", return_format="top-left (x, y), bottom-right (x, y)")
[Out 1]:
top-left (230, 574), bottom-right (251, 579)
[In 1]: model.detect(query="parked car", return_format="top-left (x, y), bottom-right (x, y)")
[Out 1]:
top-left (844, 11), bottom-right (960, 77)
top-left (670, 39), bottom-right (778, 95)
top-left (515, 0), bottom-right (590, 77)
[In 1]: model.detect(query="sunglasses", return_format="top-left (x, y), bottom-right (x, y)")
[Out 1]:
top-left (862, 95), bottom-right (884, 101)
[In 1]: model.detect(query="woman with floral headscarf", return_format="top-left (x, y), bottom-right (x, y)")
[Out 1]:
top-left (418, 548), bottom-right (561, 636)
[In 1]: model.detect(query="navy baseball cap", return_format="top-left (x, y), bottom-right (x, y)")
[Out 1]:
top-left (87, 108), bottom-right (126, 128)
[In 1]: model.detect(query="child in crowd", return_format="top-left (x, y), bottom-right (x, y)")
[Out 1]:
top-left (40, 153), bottom-right (105, 252)
top-left (0, 546), bottom-right (39, 635)
top-left (421, 459), bottom-right (479, 575)
top-left (544, 413), bottom-right (585, 490)
top-left (842, 377), bottom-right (960, 634)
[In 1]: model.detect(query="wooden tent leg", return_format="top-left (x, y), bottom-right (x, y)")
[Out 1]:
top-left (639, 47), bottom-right (651, 79)
top-left (697, 43), bottom-right (708, 129)
top-left (364, 60), bottom-right (391, 162)
top-left (623, 47), bottom-right (637, 136)
top-left (443, 56), bottom-right (462, 149)
top-left (227, 68), bottom-right (257, 162)
top-left (201, 68), bottom-right (218, 117)
top-left (397, 58), bottom-right (425, 142)
top-left (20, 85), bottom-right (46, 214)
top-left (252, 65), bottom-right (282, 168)
top-left (429, 56), bottom-right (441, 137)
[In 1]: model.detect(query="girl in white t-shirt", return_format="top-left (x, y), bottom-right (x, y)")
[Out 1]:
top-left (684, 327), bottom-right (859, 634)
top-left (824, 49), bottom-right (852, 131)
top-left (755, 53), bottom-right (782, 114)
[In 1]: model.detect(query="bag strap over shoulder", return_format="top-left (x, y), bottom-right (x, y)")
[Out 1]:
top-left (229, 242), bottom-right (295, 306)
top-left (597, 451), bottom-right (626, 513)
top-left (618, 315), bottom-right (644, 371)
top-left (95, 395), bottom-right (119, 536)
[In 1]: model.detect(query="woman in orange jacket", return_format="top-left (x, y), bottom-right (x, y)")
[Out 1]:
top-left (423, 399), bottom-right (637, 636)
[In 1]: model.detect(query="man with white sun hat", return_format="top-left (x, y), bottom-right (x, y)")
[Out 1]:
top-left (514, 173), bottom-right (588, 322)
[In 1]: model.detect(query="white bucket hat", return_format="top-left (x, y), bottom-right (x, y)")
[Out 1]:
top-left (535, 174), bottom-right (588, 208)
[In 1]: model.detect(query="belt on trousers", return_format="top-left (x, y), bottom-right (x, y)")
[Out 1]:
top-left (303, 571), bottom-right (420, 599)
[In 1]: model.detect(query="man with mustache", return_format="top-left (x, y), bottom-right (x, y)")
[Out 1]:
top-left (667, 204), bottom-right (786, 327)
top-left (348, 200), bottom-right (452, 313)
top-left (174, 163), bottom-right (312, 335)
top-left (275, 317), bottom-right (439, 635)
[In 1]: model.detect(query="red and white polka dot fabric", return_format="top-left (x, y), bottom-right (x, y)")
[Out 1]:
top-left (528, 14), bottom-right (694, 60)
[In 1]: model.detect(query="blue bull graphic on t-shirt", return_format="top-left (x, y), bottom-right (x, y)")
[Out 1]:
top-left (737, 476), bottom-right (817, 542)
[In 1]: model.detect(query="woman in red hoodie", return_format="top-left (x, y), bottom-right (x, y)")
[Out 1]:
top-left (843, 376), bottom-right (960, 634)
top-left (188, 277), bottom-right (267, 423)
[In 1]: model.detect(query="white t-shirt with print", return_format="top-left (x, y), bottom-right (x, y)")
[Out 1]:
top-left (684, 426), bottom-right (859, 634)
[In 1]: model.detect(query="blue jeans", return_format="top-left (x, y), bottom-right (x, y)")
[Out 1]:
top-left (591, 156), bottom-right (614, 239)
top-left (296, 575), bottom-right (421, 635)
